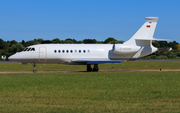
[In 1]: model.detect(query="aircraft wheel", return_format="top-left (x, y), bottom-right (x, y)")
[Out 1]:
top-left (33, 70), bottom-right (37, 73)
top-left (87, 67), bottom-right (92, 72)
top-left (87, 64), bottom-right (92, 72)
top-left (93, 64), bottom-right (99, 72)
top-left (93, 68), bottom-right (98, 72)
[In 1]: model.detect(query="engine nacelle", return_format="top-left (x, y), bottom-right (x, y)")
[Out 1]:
top-left (112, 44), bottom-right (141, 55)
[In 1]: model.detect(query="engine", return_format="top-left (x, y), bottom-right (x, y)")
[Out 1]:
top-left (112, 44), bottom-right (141, 55)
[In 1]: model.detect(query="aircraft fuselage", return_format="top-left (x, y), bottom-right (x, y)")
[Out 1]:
top-left (10, 44), bottom-right (145, 65)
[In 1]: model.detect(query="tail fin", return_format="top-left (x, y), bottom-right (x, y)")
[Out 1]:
top-left (124, 17), bottom-right (159, 46)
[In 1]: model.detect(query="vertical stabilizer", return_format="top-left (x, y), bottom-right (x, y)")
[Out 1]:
top-left (124, 17), bottom-right (158, 46)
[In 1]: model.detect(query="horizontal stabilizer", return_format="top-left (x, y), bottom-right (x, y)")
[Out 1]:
top-left (136, 38), bottom-right (170, 41)
top-left (87, 61), bottom-right (125, 64)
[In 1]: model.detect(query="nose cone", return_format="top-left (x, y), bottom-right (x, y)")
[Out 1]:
top-left (8, 55), bottom-right (13, 61)
top-left (8, 54), bottom-right (17, 61)
top-left (8, 53), bottom-right (22, 62)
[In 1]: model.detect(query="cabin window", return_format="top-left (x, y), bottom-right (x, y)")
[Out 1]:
top-left (79, 50), bottom-right (81, 53)
top-left (58, 50), bottom-right (61, 53)
top-left (70, 50), bottom-right (73, 53)
top-left (66, 50), bottom-right (69, 53)
top-left (62, 50), bottom-right (65, 53)
top-left (83, 50), bottom-right (86, 53)
top-left (54, 50), bottom-right (57, 53)
top-left (74, 50), bottom-right (77, 53)
top-left (87, 50), bottom-right (90, 53)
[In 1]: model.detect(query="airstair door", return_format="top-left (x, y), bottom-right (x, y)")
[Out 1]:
top-left (39, 47), bottom-right (47, 62)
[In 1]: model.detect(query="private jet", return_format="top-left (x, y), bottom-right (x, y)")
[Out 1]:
top-left (9, 17), bottom-right (167, 72)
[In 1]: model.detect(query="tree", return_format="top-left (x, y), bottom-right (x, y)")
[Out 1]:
top-left (96, 41), bottom-right (103, 44)
top-left (167, 51), bottom-right (177, 59)
top-left (24, 40), bottom-right (39, 47)
top-left (156, 55), bottom-right (168, 59)
top-left (10, 40), bottom-right (17, 46)
top-left (64, 40), bottom-right (73, 44)
top-left (159, 41), bottom-right (168, 48)
top-left (152, 41), bottom-right (160, 48)
top-left (41, 40), bottom-right (52, 44)
top-left (168, 41), bottom-right (178, 49)
top-left (77, 41), bottom-right (83, 44)
top-left (116, 40), bottom-right (124, 44)
top-left (83, 39), bottom-right (96, 44)
top-left (65, 38), bottom-right (77, 43)
top-left (72, 39), bottom-right (78, 43)
top-left (0, 52), bottom-right (2, 60)
top-left (11, 44), bottom-right (17, 53)
top-left (37, 38), bottom-right (44, 44)
top-left (0, 39), bottom-right (4, 49)
top-left (104, 37), bottom-right (117, 44)
top-left (21, 40), bottom-right (25, 46)
top-left (150, 55), bottom-right (157, 59)
top-left (176, 50), bottom-right (180, 57)
top-left (161, 51), bottom-right (168, 56)
top-left (52, 38), bottom-right (61, 44)
top-left (8, 47), bottom-right (13, 53)
top-left (177, 44), bottom-right (180, 50)
top-left (16, 43), bottom-right (25, 52)
top-left (2, 42), bottom-right (10, 51)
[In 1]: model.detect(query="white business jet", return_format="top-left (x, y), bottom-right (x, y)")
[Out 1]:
top-left (9, 17), bottom-right (167, 72)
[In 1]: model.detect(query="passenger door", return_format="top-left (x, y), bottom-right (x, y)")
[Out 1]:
top-left (39, 47), bottom-right (47, 62)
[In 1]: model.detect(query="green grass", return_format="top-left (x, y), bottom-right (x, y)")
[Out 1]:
top-left (0, 61), bottom-right (180, 72)
top-left (0, 71), bottom-right (180, 112)
top-left (0, 61), bottom-right (180, 112)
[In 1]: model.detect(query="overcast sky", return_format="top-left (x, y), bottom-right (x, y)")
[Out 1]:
top-left (0, 0), bottom-right (180, 43)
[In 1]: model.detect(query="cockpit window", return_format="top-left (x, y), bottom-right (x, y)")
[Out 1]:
top-left (27, 48), bottom-right (31, 51)
top-left (23, 47), bottom-right (35, 51)
top-left (23, 48), bottom-right (28, 51)
top-left (31, 48), bottom-right (35, 51)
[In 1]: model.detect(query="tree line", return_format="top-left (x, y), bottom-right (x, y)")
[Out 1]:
top-left (142, 41), bottom-right (180, 60)
top-left (0, 37), bottom-right (180, 60)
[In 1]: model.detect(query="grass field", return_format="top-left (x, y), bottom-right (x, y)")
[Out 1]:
top-left (0, 61), bottom-right (180, 112)
top-left (0, 61), bottom-right (180, 72)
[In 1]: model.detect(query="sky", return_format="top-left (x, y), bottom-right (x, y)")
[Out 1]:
top-left (0, 0), bottom-right (180, 43)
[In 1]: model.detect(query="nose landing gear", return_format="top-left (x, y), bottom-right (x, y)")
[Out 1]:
top-left (32, 63), bottom-right (37, 73)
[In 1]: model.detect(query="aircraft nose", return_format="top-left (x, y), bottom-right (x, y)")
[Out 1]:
top-left (8, 54), bottom-right (16, 61)
top-left (8, 53), bottom-right (22, 61)
top-left (8, 55), bottom-right (12, 60)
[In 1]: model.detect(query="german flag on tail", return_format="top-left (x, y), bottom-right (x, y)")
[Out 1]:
top-left (146, 25), bottom-right (150, 28)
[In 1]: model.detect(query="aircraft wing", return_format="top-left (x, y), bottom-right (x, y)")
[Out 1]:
top-left (71, 60), bottom-right (125, 64)
top-left (87, 61), bottom-right (124, 64)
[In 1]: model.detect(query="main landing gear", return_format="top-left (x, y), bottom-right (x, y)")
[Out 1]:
top-left (33, 63), bottom-right (37, 73)
top-left (87, 64), bottom-right (99, 72)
